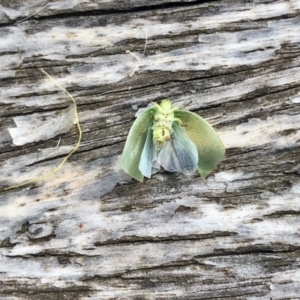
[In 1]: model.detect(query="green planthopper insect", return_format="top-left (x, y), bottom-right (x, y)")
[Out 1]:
top-left (120, 99), bottom-right (225, 182)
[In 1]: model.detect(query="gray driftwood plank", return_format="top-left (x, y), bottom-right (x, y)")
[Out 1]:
top-left (1, 0), bottom-right (300, 299)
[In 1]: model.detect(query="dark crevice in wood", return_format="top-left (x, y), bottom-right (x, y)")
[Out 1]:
top-left (0, 103), bottom-right (72, 119)
top-left (0, 237), bottom-right (18, 248)
top-left (7, 252), bottom-right (100, 259)
top-left (263, 210), bottom-right (300, 218)
top-left (2, 0), bottom-right (222, 27)
top-left (197, 245), bottom-right (300, 259)
top-left (16, 221), bottom-right (31, 234)
top-left (6, 136), bottom-right (125, 165)
top-left (94, 231), bottom-right (238, 246)
top-left (0, 289), bottom-right (92, 299)
top-left (27, 232), bottom-right (56, 243)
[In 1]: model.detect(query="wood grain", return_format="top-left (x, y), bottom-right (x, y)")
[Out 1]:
top-left (1, 0), bottom-right (300, 299)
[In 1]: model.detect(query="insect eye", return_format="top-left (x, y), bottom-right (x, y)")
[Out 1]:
top-left (162, 129), bottom-right (165, 136)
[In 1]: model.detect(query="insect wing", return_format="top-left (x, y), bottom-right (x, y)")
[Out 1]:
top-left (157, 124), bottom-right (198, 175)
top-left (120, 108), bottom-right (155, 182)
top-left (173, 124), bottom-right (199, 174)
top-left (139, 125), bottom-right (159, 178)
top-left (174, 110), bottom-right (225, 178)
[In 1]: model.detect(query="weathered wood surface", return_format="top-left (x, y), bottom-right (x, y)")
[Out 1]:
top-left (1, 0), bottom-right (300, 299)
